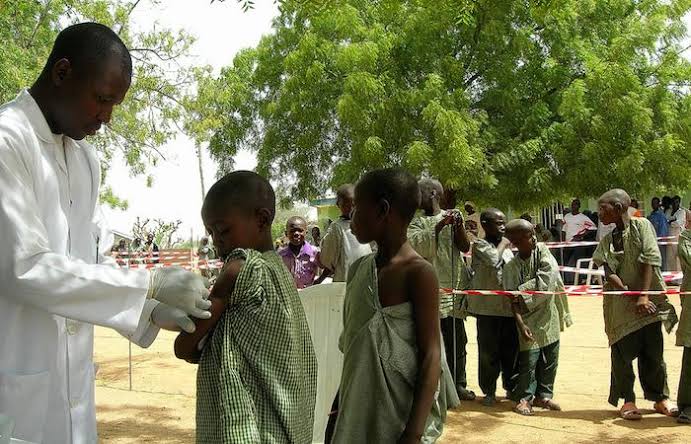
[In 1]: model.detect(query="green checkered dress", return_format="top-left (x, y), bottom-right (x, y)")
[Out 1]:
top-left (196, 248), bottom-right (318, 443)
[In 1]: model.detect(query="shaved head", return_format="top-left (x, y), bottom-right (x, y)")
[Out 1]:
top-left (506, 218), bottom-right (534, 236)
top-left (419, 178), bottom-right (443, 198)
top-left (203, 170), bottom-right (276, 220)
top-left (480, 208), bottom-right (504, 224)
top-left (598, 189), bottom-right (631, 209)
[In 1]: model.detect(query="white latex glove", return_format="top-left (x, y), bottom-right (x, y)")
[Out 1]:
top-left (148, 267), bottom-right (212, 319)
top-left (151, 302), bottom-right (197, 333)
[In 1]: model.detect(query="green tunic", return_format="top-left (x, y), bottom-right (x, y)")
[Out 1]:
top-left (466, 239), bottom-right (515, 317)
top-left (408, 213), bottom-right (467, 318)
top-left (592, 218), bottom-right (678, 346)
top-left (677, 229), bottom-right (691, 347)
top-left (333, 254), bottom-right (459, 444)
top-left (196, 249), bottom-right (318, 443)
top-left (503, 243), bottom-right (572, 351)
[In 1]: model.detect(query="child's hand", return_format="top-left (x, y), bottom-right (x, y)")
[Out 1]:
top-left (520, 324), bottom-right (534, 341)
top-left (398, 429), bottom-right (421, 444)
top-left (636, 296), bottom-right (657, 315)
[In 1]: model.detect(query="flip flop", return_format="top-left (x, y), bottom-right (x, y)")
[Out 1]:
top-left (514, 399), bottom-right (533, 416)
top-left (620, 402), bottom-right (642, 420)
top-left (533, 398), bottom-right (562, 411)
top-left (654, 400), bottom-right (680, 418)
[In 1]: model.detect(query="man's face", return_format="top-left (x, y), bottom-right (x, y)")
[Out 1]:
top-left (598, 200), bottom-right (620, 225)
top-left (464, 204), bottom-right (474, 215)
top-left (286, 219), bottom-right (307, 247)
top-left (483, 212), bottom-right (506, 238)
top-left (571, 200), bottom-right (580, 214)
top-left (53, 56), bottom-right (131, 140)
top-left (338, 190), bottom-right (354, 217)
top-left (673, 197), bottom-right (681, 210)
top-left (311, 227), bottom-right (320, 240)
top-left (203, 205), bottom-right (260, 259)
top-left (507, 230), bottom-right (534, 257)
top-left (651, 198), bottom-right (660, 210)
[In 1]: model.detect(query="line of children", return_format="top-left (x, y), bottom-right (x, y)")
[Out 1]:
top-left (503, 219), bottom-right (572, 416)
top-left (408, 178), bottom-right (476, 401)
top-left (593, 189), bottom-right (679, 420)
top-left (332, 168), bottom-right (459, 443)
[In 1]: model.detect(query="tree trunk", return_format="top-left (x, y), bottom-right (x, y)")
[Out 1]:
top-left (197, 144), bottom-right (206, 200)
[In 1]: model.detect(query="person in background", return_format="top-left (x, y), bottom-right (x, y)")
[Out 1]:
top-left (312, 226), bottom-right (322, 246)
top-left (463, 209), bottom-right (518, 407)
top-left (197, 236), bottom-right (215, 261)
top-left (669, 196), bottom-right (686, 271)
top-left (464, 201), bottom-right (484, 241)
top-left (319, 184), bottom-right (372, 282)
top-left (676, 229), bottom-right (691, 424)
top-left (146, 232), bottom-right (160, 264)
top-left (629, 199), bottom-right (643, 218)
top-left (279, 216), bottom-right (319, 289)
top-left (562, 199), bottom-right (597, 242)
top-left (662, 196), bottom-right (673, 219)
top-left (649, 197), bottom-right (669, 270)
top-left (408, 178), bottom-right (476, 401)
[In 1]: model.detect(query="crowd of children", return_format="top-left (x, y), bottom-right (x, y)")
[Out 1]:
top-left (172, 169), bottom-right (690, 444)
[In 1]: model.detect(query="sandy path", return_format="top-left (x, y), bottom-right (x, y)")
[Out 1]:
top-left (95, 295), bottom-right (689, 443)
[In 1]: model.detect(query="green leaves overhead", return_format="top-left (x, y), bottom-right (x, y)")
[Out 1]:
top-left (196, 0), bottom-right (691, 208)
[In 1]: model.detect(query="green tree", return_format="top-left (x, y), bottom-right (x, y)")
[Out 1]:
top-left (0, 0), bottom-right (200, 207)
top-left (197, 0), bottom-right (691, 208)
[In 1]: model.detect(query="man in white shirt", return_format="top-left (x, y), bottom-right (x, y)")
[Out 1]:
top-left (562, 199), bottom-right (597, 242)
top-left (668, 195), bottom-right (687, 271)
top-left (0, 23), bottom-right (211, 443)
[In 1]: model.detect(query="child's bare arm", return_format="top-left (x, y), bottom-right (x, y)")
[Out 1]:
top-left (401, 260), bottom-right (441, 443)
top-left (511, 300), bottom-right (533, 341)
top-left (174, 259), bottom-right (244, 363)
top-left (603, 264), bottom-right (627, 290)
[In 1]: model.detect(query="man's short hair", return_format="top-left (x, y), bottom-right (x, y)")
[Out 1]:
top-left (356, 168), bottom-right (420, 223)
top-left (44, 22), bottom-right (132, 78)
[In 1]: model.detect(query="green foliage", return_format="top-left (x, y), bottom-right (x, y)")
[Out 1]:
top-left (197, 0), bottom-right (691, 208)
top-left (0, 0), bottom-right (200, 207)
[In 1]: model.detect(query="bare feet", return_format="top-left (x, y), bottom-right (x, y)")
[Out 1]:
top-left (514, 399), bottom-right (533, 416)
top-left (457, 387), bottom-right (476, 401)
top-left (533, 398), bottom-right (561, 411)
top-left (620, 402), bottom-right (642, 420)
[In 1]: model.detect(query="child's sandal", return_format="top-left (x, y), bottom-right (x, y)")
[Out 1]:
top-left (514, 399), bottom-right (533, 416)
top-left (620, 402), bottom-right (642, 421)
top-left (533, 398), bottom-right (561, 411)
top-left (654, 399), bottom-right (680, 418)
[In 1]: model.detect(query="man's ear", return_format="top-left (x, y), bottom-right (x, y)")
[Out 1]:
top-left (52, 58), bottom-right (72, 86)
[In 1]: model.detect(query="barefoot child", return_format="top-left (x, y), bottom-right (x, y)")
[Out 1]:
top-left (593, 189), bottom-right (678, 421)
top-left (174, 171), bottom-right (317, 443)
top-left (676, 229), bottom-right (691, 423)
top-left (503, 219), bottom-right (572, 416)
top-left (408, 178), bottom-right (475, 401)
top-left (318, 183), bottom-right (372, 282)
top-left (463, 209), bottom-right (519, 406)
top-left (332, 168), bottom-right (459, 443)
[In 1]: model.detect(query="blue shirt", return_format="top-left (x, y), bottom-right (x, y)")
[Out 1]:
top-left (648, 209), bottom-right (669, 237)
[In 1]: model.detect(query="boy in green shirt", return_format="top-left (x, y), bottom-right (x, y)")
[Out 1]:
top-left (463, 208), bottom-right (519, 406)
top-left (676, 229), bottom-right (691, 423)
top-left (503, 219), bottom-right (572, 416)
top-left (593, 189), bottom-right (678, 421)
top-left (174, 171), bottom-right (318, 443)
top-left (408, 178), bottom-right (475, 401)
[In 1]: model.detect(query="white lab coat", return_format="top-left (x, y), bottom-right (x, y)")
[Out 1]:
top-left (0, 90), bottom-right (160, 444)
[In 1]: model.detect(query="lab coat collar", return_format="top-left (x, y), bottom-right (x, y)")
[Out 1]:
top-left (16, 89), bottom-right (71, 146)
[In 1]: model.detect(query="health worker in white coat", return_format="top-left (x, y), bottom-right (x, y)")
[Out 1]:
top-left (0, 23), bottom-right (213, 444)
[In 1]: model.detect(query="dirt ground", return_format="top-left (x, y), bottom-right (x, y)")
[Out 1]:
top-left (94, 295), bottom-right (690, 443)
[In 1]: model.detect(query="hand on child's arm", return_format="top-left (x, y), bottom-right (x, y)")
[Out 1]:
top-left (174, 259), bottom-right (244, 363)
